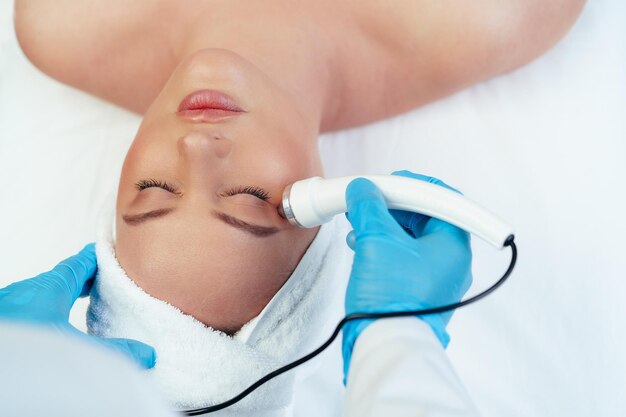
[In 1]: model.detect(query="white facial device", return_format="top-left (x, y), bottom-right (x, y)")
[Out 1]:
top-left (280, 175), bottom-right (514, 249)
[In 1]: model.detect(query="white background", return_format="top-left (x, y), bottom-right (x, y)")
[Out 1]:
top-left (1, 1), bottom-right (625, 416)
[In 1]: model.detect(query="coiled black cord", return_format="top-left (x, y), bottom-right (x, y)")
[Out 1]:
top-left (183, 236), bottom-right (517, 416)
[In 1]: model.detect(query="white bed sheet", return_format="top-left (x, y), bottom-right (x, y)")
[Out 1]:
top-left (1, 1), bottom-right (625, 416)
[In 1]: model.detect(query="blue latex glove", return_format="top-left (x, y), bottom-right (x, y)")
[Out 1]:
top-left (0, 244), bottom-right (156, 369)
top-left (342, 171), bottom-right (473, 383)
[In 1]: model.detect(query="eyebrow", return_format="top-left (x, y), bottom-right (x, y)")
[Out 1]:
top-left (210, 210), bottom-right (280, 237)
top-left (122, 207), bottom-right (280, 237)
top-left (122, 208), bottom-right (176, 225)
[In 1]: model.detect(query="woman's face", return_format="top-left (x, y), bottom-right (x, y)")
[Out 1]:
top-left (115, 49), bottom-right (322, 334)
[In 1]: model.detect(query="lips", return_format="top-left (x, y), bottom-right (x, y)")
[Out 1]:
top-left (177, 89), bottom-right (245, 122)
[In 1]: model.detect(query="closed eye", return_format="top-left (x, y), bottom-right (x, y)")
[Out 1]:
top-left (135, 179), bottom-right (270, 201)
top-left (135, 179), bottom-right (181, 195)
top-left (220, 185), bottom-right (271, 201)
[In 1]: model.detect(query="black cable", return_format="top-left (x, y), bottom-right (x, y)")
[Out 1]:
top-left (183, 237), bottom-right (517, 416)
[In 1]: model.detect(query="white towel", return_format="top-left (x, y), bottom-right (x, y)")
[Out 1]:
top-left (87, 206), bottom-right (349, 416)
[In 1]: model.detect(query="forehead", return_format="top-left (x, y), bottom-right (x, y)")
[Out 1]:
top-left (117, 211), bottom-right (294, 279)
top-left (113, 209), bottom-right (323, 302)
top-left (111, 207), bottom-right (318, 330)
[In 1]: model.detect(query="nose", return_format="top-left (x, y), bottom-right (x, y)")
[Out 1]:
top-left (178, 131), bottom-right (232, 192)
top-left (179, 131), bottom-right (232, 161)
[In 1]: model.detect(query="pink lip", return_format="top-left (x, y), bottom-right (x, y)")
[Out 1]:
top-left (177, 89), bottom-right (245, 122)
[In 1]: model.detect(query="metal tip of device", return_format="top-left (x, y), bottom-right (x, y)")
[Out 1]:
top-left (280, 183), bottom-right (305, 228)
top-left (277, 202), bottom-right (286, 219)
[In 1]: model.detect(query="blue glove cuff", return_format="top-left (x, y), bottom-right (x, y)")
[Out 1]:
top-left (418, 315), bottom-right (450, 348)
top-left (341, 318), bottom-right (375, 386)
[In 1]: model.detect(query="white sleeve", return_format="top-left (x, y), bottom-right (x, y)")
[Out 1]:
top-left (343, 317), bottom-right (481, 417)
top-left (0, 322), bottom-right (177, 417)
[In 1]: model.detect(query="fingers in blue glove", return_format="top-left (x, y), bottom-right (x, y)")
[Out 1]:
top-left (421, 217), bottom-right (471, 244)
top-left (345, 178), bottom-right (404, 238)
top-left (391, 170), bottom-right (461, 194)
top-left (345, 172), bottom-right (466, 246)
top-left (389, 171), bottom-right (470, 248)
top-left (389, 170), bottom-right (463, 238)
top-left (98, 337), bottom-right (157, 369)
top-left (48, 243), bottom-right (97, 301)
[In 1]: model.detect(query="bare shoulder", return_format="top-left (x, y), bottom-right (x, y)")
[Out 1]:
top-left (326, 0), bottom-right (587, 131)
top-left (381, 0), bottom-right (588, 81)
top-left (14, 0), bottom-right (587, 128)
top-left (14, 0), bottom-right (182, 113)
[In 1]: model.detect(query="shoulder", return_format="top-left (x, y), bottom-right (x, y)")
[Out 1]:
top-left (357, 0), bottom-right (586, 76)
top-left (325, 0), bottom-right (586, 131)
top-left (14, 0), bottom-right (181, 114)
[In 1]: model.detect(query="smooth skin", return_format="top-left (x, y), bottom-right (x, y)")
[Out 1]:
top-left (12, 0), bottom-right (585, 335)
top-left (14, 0), bottom-right (586, 132)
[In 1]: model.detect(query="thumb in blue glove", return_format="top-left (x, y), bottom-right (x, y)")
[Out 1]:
top-left (0, 244), bottom-right (156, 369)
top-left (342, 171), bottom-right (472, 384)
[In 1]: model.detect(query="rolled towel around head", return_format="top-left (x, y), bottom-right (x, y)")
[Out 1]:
top-left (87, 204), bottom-right (350, 415)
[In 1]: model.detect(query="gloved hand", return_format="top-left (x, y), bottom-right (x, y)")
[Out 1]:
top-left (342, 170), bottom-right (473, 383)
top-left (0, 244), bottom-right (156, 369)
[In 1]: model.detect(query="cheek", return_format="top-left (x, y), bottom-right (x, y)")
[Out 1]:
top-left (124, 127), bottom-right (177, 174)
top-left (233, 140), bottom-right (322, 192)
top-left (117, 132), bottom-right (179, 204)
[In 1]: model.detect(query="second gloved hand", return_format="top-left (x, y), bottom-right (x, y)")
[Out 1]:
top-left (342, 171), bottom-right (473, 382)
top-left (0, 244), bottom-right (156, 369)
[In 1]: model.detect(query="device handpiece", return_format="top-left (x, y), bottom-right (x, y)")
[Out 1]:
top-left (280, 175), bottom-right (514, 249)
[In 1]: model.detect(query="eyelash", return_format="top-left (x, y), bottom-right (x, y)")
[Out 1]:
top-left (223, 185), bottom-right (271, 201)
top-left (135, 179), bottom-right (270, 201)
top-left (135, 179), bottom-right (180, 195)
